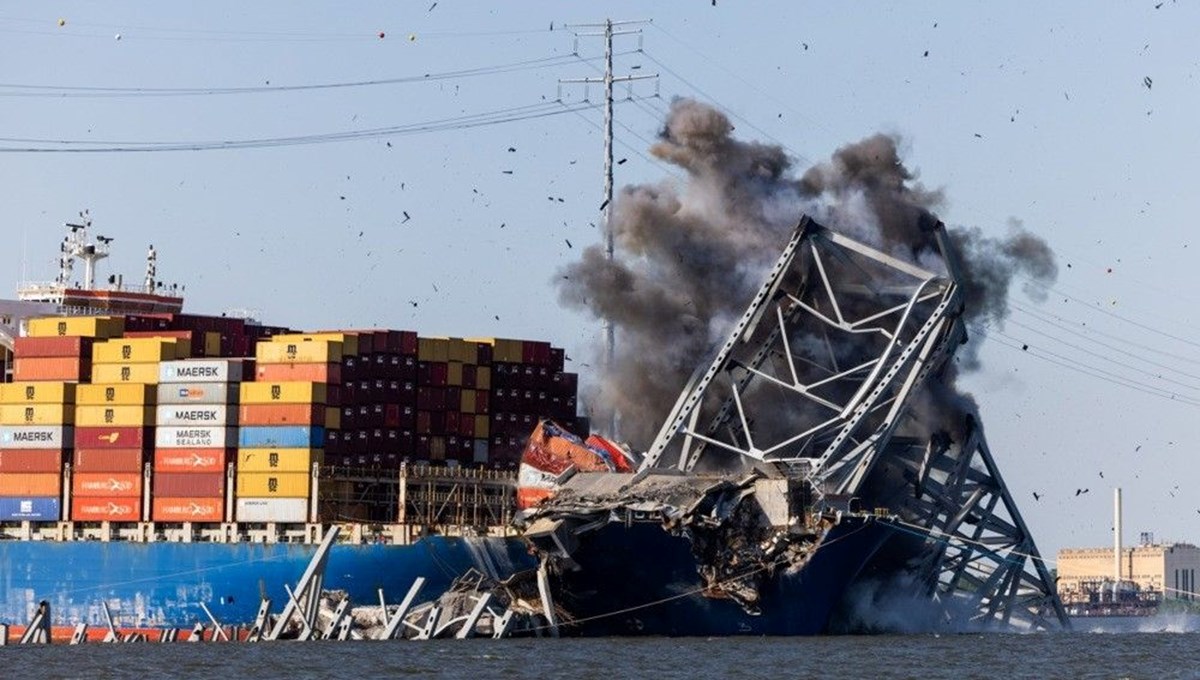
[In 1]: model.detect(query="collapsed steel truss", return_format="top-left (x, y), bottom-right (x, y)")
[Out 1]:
top-left (639, 215), bottom-right (1067, 630)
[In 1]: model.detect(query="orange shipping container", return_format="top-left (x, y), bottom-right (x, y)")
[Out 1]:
top-left (0, 472), bottom-right (60, 497)
top-left (72, 497), bottom-right (140, 522)
top-left (153, 448), bottom-right (228, 474)
top-left (73, 472), bottom-right (142, 498)
top-left (152, 497), bottom-right (224, 523)
top-left (255, 363), bottom-right (342, 383)
top-left (74, 448), bottom-right (144, 473)
top-left (13, 357), bottom-right (90, 382)
top-left (239, 404), bottom-right (328, 427)
top-left (0, 449), bottom-right (65, 473)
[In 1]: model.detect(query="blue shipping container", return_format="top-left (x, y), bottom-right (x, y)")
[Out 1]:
top-left (238, 426), bottom-right (325, 448)
top-left (0, 497), bottom-right (60, 521)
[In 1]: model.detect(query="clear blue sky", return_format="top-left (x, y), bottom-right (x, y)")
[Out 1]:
top-left (2, 2), bottom-right (1198, 559)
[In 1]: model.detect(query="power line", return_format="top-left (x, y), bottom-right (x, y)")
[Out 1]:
top-left (0, 53), bottom-right (591, 98)
top-left (0, 100), bottom-right (621, 153)
top-left (1011, 301), bottom-right (1200, 368)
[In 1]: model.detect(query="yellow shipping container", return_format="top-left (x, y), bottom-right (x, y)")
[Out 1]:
top-left (75, 405), bottom-right (155, 427)
top-left (76, 383), bottom-right (157, 406)
top-left (0, 403), bottom-right (75, 425)
top-left (474, 415), bottom-right (490, 438)
top-left (93, 337), bottom-right (187, 364)
top-left (476, 366), bottom-right (492, 390)
top-left (239, 382), bottom-right (328, 405)
top-left (91, 363), bottom-right (161, 384)
top-left (492, 338), bottom-right (524, 363)
top-left (447, 362), bottom-right (463, 387)
top-left (0, 381), bottom-right (76, 404)
top-left (429, 436), bottom-right (446, 461)
top-left (25, 315), bottom-right (124, 339)
top-left (459, 389), bottom-right (475, 414)
top-left (417, 337), bottom-right (450, 362)
top-left (237, 448), bottom-right (323, 473)
top-left (256, 339), bottom-right (343, 364)
top-left (272, 333), bottom-right (358, 356)
top-left (236, 472), bottom-right (310, 498)
top-left (448, 339), bottom-right (478, 364)
top-left (204, 332), bottom-right (222, 357)
top-left (325, 407), bottom-right (341, 430)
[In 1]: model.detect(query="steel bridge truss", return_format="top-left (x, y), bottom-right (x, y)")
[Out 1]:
top-left (638, 215), bottom-right (1067, 630)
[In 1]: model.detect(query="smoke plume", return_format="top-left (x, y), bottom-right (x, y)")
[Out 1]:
top-left (557, 98), bottom-right (1056, 449)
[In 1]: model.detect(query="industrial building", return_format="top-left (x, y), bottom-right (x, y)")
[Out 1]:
top-left (1058, 538), bottom-right (1200, 604)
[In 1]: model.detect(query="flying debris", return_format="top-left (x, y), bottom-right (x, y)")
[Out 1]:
top-left (923, 50), bottom-right (929, 57)
top-left (599, 199), bottom-right (609, 211)
top-left (1032, 492), bottom-right (1042, 501)
top-left (428, 1), bottom-right (438, 11)
top-left (57, 18), bottom-right (65, 27)
top-left (1143, 76), bottom-right (1153, 89)
top-left (1076, 488), bottom-right (1090, 496)
top-left (378, 32), bottom-right (385, 39)
top-left (617, 158), bottom-right (627, 165)
top-left (565, 239), bottom-right (573, 249)
top-left (402, 211), bottom-right (411, 223)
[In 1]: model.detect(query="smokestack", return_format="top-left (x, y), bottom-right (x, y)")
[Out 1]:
top-left (1114, 487), bottom-right (1123, 598)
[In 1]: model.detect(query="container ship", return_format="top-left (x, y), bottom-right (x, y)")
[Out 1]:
top-left (0, 217), bottom-right (584, 631)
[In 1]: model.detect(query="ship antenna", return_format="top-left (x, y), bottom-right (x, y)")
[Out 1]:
top-left (144, 244), bottom-right (157, 294)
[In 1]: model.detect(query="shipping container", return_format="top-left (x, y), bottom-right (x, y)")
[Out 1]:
top-left (254, 363), bottom-right (341, 383)
top-left (256, 339), bottom-right (343, 364)
top-left (152, 448), bottom-right (227, 474)
top-left (0, 449), bottom-right (64, 473)
top-left (91, 363), bottom-right (161, 384)
top-left (74, 448), bottom-right (144, 473)
top-left (12, 336), bottom-right (94, 359)
top-left (239, 382), bottom-right (328, 405)
top-left (0, 382), bottom-right (77, 405)
top-left (71, 497), bottom-right (141, 522)
top-left (156, 382), bottom-right (238, 405)
top-left (13, 357), bottom-right (90, 382)
top-left (474, 414), bottom-right (490, 438)
top-left (237, 426), bottom-right (325, 449)
top-left (0, 496), bottom-right (60, 521)
top-left (153, 472), bottom-right (224, 498)
top-left (236, 497), bottom-right (308, 523)
top-left (74, 426), bottom-right (150, 450)
top-left (0, 404), bottom-right (74, 426)
top-left (76, 383), bottom-right (157, 406)
top-left (159, 359), bottom-right (247, 384)
top-left (0, 425), bottom-right (72, 450)
top-left (236, 472), bottom-right (310, 498)
top-left (417, 337), bottom-right (450, 362)
top-left (25, 316), bottom-right (124, 339)
top-left (123, 330), bottom-right (210, 359)
top-left (154, 404), bottom-right (232, 427)
top-left (155, 427), bottom-right (236, 449)
top-left (271, 333), bottom-right (357, 356)
top-left (74, 405), bottom-right (153, 428)
top-left (92, 337), bottom-right (187, 364)
top-left (152, 497), bottom-right (224, 523)
top-left (73, 472), bottom-right (141, 498)
top-left (238, 404), bottom-right (330, 427)
top-left (236, 448), bottom-right (321, 473)
top-left (473, 439), bottom-right (489, 464)
top-left (0, 473), bottom-right (60, 497)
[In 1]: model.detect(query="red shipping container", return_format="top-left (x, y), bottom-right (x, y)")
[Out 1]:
top-left (463, 364), bottom-right (478, 389)
top-left (255, 363), bottom-right (342, 383)
top-left (416, 411), bottom-right (432, 434)
top-left (399, 331), bottom-right (418, 356)
top-left (13, 336), bottom-right (94, 358)
top-left (474, 391), bottom-right (490, 414)
top-left (458, 416), bottom-right (475, 438)
top-left (153, 472), bottom-right (224, 497)
top-left (74, 448), bottom-right (144, 472)
top-left (72, 497), bottom-right (141, 522)
top-left (14, 357), bottom-right (90, 382)
top-left (384, 404), bottom-right (401, 427)
top-left (475, 343), bottom-right (493, 365)
top-left (74, 472), bottom-right (142, 498)
top-left (0, 449), bottom-right (65, 473)
top-left (153, 448), bottom-right (228, 474)
top-left (75, 427), bottom-right (151, 450)
top-left (152, 496), bottom-right (224, 522)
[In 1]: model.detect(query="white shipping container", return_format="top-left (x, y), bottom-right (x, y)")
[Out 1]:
top-left (155, 426), bottom-right (236, 449)
top-left (156, 382), bottom-right (238, 405)
top-left (155, 405), bottom-right (233, 427)
top-left (236, 497), bottom-right (309, 523)
top-left (0, 425), bottom-right (72, 450)
top-left (159, 360), bottom-right (245, 384)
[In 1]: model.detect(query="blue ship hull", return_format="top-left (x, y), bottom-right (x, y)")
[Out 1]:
top-left (551, 515), bottom-right (895, 636)
top-left (0, 537), bottom-right (535, 628)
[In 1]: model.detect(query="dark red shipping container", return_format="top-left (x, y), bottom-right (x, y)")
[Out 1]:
top-left (153, 472), bottom-right (225, 497)
top-left (399, 331), bottom-right (418, 356)
top-left (75, 426), bottom-right (152, 450)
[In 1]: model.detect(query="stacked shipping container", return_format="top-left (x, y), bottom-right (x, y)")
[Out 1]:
top-left (0, 381), bottom-right (73, 521)
top-left (479, 338), bottom-right (582, 466)
top-left (153, 359), bottom-right (244, 522)
top-left (237, 335), bottom-right (340, 523)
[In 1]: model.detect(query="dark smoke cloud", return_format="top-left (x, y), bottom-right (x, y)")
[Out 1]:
top-left (557, 97), bottom-right (1056, 450)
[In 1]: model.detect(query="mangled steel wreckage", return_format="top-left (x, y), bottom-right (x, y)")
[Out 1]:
top-left (443, 215), bottom-right (1067, 636)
